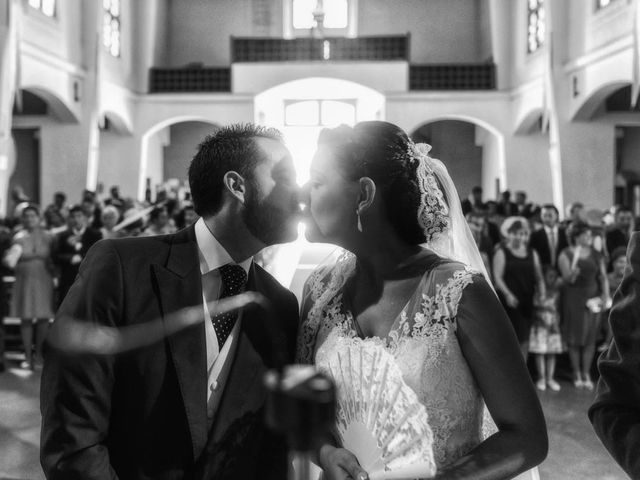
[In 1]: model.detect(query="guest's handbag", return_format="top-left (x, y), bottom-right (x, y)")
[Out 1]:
top-left (2, 243), bottom-right (22, 269)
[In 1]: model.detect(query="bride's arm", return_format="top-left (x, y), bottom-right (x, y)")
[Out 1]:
top-left (438, 275), bottom-right (548, 480)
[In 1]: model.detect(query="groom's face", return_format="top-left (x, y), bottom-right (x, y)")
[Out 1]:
top-left (242, 137), bottom-right (300, 246)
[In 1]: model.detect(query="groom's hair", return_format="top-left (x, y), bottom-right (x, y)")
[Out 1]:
top-left (188, 123), bottom-right (284, 217)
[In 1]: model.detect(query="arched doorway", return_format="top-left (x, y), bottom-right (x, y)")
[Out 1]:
top-left (410, 118), bottom-right (504, 204)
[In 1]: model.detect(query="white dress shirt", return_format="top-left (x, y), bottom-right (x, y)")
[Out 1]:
top-left (544, 225), bottom-right (558, 264)
top-left (194, 218), bottom-right (252, 423)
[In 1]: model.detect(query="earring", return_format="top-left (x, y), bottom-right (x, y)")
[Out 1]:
top-left (356, 210), bottom-right (362, 232)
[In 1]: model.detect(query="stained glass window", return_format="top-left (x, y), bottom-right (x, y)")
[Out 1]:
top-left (103, 0), bottom-right (121, 58)
top-left (527, 0), bottom-right (545, 54)
top-left (292, 0), bottom-right (350, 31)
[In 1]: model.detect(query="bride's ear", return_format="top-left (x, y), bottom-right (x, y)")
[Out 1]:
top-left (357, 177), bottom-right (376, 213)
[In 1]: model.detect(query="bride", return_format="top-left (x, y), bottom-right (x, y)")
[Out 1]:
top-left (296, 121), bottom-right (547, 479)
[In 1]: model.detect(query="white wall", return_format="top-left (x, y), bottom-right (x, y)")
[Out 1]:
top-left (163, 122), bottom-right (216, 183)
top-left (412, 120), bottom-right (483, 200)
top-left (359, 0), bottom-right (488, 63)
top-left (620, 127), bottom-right (640, 176)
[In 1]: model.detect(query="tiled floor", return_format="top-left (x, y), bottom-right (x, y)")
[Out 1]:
top-left (0, 354), bottom-right (629, 480)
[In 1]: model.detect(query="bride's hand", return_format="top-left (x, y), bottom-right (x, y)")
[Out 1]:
top-left (319, 444), bottom-right (369, 480)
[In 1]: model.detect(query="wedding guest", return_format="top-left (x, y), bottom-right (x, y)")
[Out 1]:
top-left (530, 204), bottom-right (568, 269)
top-left (141, 206), bottom-right (175, 237)
top-left (530, 266), bottom-right (563, 391)
top-left (597, 246), bottom-right (628, 352)
top-left (52, 205), bottom-right (102, 308)
top-left (497, 190), bottom-right (518, 217)
top-left (493, 216), bottom-right (545, 358)
top-left (558, 221), bottom-right (610, 390)
top-left (605, 206), bottom-right (634, 257)
top-left (8, 205), bottom-right (55, 370)
top-left (100, 205), bottom-right (123, 240)
top-left (43, 192), bottom-right (69, 230)
top-left (460, 185), bottom-right (485, 215)
top-left (589, 232), bottom-right (640, 479)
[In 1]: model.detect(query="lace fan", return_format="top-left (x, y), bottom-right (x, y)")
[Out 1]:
top-left (317, 334), bottom-right (437, 479)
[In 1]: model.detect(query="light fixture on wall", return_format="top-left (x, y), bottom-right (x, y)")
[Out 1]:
top-left (73, 80), bottom-right (80, 102)
top-left (572, 76), bottom-right (579, 98)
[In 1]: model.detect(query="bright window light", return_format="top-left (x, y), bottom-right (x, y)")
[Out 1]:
top-left (285, 101), bottom-right (320, 126)
top-left (292, 0), bottom-right (316, 29)
top-left (321, 100), bottom-right (355, 127)
top-left (323, 0), bottom-right (348, 28)
top-left (103, 0), bottom-right (121, 57)
top-left (29, 0), bottom-right (56, 17)
top-left (527, 0), bottom-right (545, 54)
top-left (292, 0), bottom-right (349, 30)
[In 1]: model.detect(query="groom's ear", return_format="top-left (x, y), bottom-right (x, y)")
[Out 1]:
top-left (223, 171), bottom-right (247, 204)
top-left (357, 177), bottom-right (376, 212)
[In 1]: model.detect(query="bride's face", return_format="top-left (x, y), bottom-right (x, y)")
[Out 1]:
top-left (302, 146), bottom-right (360, 243)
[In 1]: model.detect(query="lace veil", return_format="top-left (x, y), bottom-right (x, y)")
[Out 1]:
top-left (410, 143), bottom-right (493, 288)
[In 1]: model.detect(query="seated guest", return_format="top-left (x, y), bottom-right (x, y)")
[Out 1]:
top-left (589, 232), bottom-right (640, 478)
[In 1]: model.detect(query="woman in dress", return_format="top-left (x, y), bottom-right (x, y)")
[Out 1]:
top-left (297, 122), bottom-right (547, 480)
top-left (493, 216), bottom-right (545, 358)
top-left (10, 205), bottom-right (55, 369)
top-left (558, 221), bottom-right (610, 390)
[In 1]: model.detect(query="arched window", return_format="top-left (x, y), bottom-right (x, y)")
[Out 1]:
top-left (284, 99), bottom-right (356, 127)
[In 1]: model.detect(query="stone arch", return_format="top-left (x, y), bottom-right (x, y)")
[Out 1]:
top-left (572, 81), bottom-right (629, 121)
top-left (137, 116), bottom-right (220, 199)
top-left (409, 115), bottom-right (506, 199)
top-left (21, 86), bottom-right (78, 123)
top-left (102, 110), bottom-right (133, 135)
top-left (514, 107), bottom-right (544, 135)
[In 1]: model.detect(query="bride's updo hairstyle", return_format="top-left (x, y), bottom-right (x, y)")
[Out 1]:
top-left (317, 121), bottom-right (427, 245)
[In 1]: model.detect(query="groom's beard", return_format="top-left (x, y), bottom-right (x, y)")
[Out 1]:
top-left (243, 182), bottom-right (296, 246)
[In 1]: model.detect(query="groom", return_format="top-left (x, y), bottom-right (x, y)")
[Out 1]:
top-left (40, 124), bottom-right (301, 479)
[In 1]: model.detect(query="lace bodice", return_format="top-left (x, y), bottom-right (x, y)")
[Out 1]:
top-left (296, 252), bottom-right (497, 468)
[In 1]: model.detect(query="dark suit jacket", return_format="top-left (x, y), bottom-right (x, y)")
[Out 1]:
top-left (606, 228), bottom-right (630, 256)
top-left (529, 226), bottom-right (568, 268)
top-left (52, 227), bottom-right (103, 306)
top-left (40, 226), bottom-right (299, 480)
top-left (589, 232), bottom-right (640, 479)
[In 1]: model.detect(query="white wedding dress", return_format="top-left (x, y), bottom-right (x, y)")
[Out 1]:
top-left (296, 251), bottom-right (539, 480)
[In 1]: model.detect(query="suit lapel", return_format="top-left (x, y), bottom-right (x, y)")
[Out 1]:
top-left (152, 226), bottom-right (209, 462)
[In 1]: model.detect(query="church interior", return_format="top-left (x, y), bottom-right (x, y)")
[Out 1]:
top-left (0, 0), bottom-right (638, 478)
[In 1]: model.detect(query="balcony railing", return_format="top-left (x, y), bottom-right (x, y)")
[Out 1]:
top-left (232, 35), bottom-right (409, 62)
top-left (149, 67), bottom-right (231, 93)
top-left (409, 64), bottom-right (496, 90)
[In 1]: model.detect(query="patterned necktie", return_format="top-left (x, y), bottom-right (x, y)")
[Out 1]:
top-left (548, 229), bottom-right (557, 266)
top-left (211, 264), bottom-right (247, 347)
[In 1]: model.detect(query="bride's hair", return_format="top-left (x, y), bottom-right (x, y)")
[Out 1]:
top-left (317, 121), bottom-right (427, 245)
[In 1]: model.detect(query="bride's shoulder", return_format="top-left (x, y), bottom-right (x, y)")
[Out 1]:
top-left (428, 258), bottom-right (481, 283)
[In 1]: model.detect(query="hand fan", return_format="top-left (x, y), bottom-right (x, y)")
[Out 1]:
top-left (316, 334), bottom-right (437, 479)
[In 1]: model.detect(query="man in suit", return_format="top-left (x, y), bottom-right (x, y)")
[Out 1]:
top-left (529, 204), bottom-right (568, 269)
top-left (496, 190), bottom-right (518, 217)
top-left (52, 205), bottom-right (103, 308)
top-left (40, 124), bottom-right (301, 479)
top-left (589, 232), bottom-right (640, 478)
top-left (605, 206), bottom-right (634, 256)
